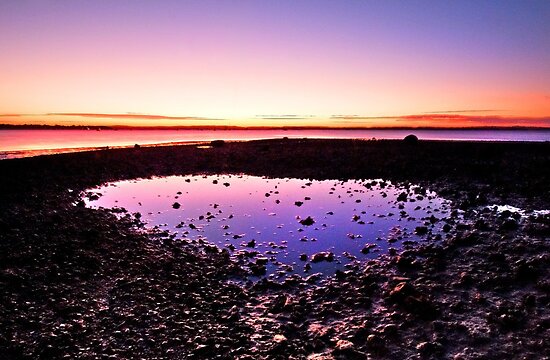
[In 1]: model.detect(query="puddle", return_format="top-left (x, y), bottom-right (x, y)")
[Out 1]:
top-left (84, 175), bottom-right (455, 280)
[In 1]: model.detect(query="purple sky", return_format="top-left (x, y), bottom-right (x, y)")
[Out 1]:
top-left (1, 0), bottom-right (549, 127)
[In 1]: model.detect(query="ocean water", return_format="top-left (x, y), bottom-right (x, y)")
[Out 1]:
top-left (84, 174), bottom-right (455, 279)
top-left (1, 128), bottom-right (549, 159)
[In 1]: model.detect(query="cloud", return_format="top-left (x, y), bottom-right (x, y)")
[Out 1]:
top-left (330, 113), bottom-right (550, 127)
top-left (47, 113), bottom-right (223, 121)
top-left (423, 109), bottom-right (502, 114)
top-left (330, 115), bottom-right (397, 120)
top-left (255, 115), bottom-right (317, 120)
top-left (397, 114), bottom-right (550, 124)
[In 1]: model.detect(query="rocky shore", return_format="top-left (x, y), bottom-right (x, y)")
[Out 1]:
top-left (1, 139), bottom-right (549, 359)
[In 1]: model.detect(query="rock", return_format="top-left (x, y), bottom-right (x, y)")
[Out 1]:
top-left (210, 139), bottom-right (225, 147)
top-left (397, 192), bottom-right (408, 202)
top-left (404, 295), bottom-right (439, 320)
top-left (270, 294), bottom-right (289, 313)
top-left (366, 334), bottom-right (385, 350)
top-left (299, 253), bottom-right (308, 261)
top-left (361, 243), bottom-right (377, 254)
top-left (447, 231), bottom-right (478, 247)
top-left (403, 134), bottom-right (419, 144)
top-left (417, 341), bottom-right (443, 356)
top-left (300, 216), bottom-right (315, 226)
top-left (415, 226), bottom-right (428, 235)
top-left (295, 201), bottom-right (304, 207)
top-left (389, 282), bottom-right (416, 302)
top-left (249, 262), bottom-right (266, 276)
top-left (500, 219), bottom-right (519, 231)
top-left (335, 339), bottom-right (354, 351)
top-left (311, 252), bottom-right (334, 263)
top-left (308, 323), bottom-right (332, 341)
top-left (273, 334), bottom-right (287, 343)
top-left (332, 339), bottom-right (366, 358)
top-left (381, 323), bottom-right (398, 337)
top-left (307, 353), bottom-right (335, 360)
top-left (255, 257), bottom-right (268, 265)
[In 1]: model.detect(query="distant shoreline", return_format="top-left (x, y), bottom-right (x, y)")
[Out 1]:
top-left (1, 124), bottom-right (550, 131)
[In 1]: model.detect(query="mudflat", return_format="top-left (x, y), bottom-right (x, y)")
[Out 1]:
top-left (1, 139), bottom-right (549, 359)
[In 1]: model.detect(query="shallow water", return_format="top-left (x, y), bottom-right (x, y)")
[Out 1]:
top-left (84, 175), bottom-right (454, 279)
top-left (3, 128), bottom-right (550, 159)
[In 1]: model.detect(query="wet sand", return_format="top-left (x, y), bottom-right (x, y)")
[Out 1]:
top-left (1, 139), bottom-right (549, 359)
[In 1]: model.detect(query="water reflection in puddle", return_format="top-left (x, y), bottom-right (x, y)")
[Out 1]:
top-left (84, 175), bottom-right (454, 279)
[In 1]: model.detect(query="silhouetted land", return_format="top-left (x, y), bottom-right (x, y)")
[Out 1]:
top-left (1, 139), bottom-right (549, 359)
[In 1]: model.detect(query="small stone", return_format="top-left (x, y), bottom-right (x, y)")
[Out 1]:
top-left (256, 257), bottom-right (268, 265)
top-left (397, 192), bottom-right (408, 202)
top-left (389, 282), bottom-right (416, 302)
top-left (381, 323), bottom-right (398, 336)
top-left (307, 353), bottom-right (335, 360)
top-left (211, 139), bottom-right (225, 147)
top-left (500, 219), bottom-right (519, 231)
top-left (415, 226), bottom-right (428, 235)
top-left (366, 334), bottom-right (385, 349)
top-left (300, 216), bottom-right (315, 226)
top-left (273, 334), bottom-right (287, 343)
top-left (311, 252), bottom-right (334, 263)
top-left (335, 339), bottom-right (354, 351)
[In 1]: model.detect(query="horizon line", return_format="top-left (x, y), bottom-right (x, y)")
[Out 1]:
top-left (2, 123), bottom-right (550, 131)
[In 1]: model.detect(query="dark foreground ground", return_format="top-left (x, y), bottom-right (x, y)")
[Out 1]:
top-left (0, 139), bottom-right (549, 359)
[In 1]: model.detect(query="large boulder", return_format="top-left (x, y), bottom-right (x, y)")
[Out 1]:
top-left (403, 134), bottom-right (419, 144)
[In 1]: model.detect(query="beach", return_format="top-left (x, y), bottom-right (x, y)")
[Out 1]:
top-left (1, 138), bottom-right (549, 359)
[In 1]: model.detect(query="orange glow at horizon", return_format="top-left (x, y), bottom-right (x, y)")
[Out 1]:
top-left (1, 112), bottom-right (549, 128)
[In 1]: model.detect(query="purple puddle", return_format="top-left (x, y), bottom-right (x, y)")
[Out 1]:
top-left (84, 174), bottom-right (454, 280)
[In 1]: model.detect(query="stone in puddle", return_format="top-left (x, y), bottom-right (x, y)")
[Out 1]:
top-left (300, 216), bottom-right (315, 226)
top-left (311, 251), bottom-right (334, 263)
top-left (415, 226), bottom-right (428, 235)
top-left (397, 192), bottom-right (408, 202)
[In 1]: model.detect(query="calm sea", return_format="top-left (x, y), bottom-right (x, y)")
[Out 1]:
top-left (1, 128), bottom-right (549, 160)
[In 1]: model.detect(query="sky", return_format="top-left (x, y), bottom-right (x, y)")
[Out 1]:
top-left (1, 0), bottom-right (549, 128)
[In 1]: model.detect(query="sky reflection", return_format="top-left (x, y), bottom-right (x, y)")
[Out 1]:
top-left (85, 174), bottom-right (455, 279)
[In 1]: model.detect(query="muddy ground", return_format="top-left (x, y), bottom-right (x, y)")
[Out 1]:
top-left (0, 139), bottom-right (549, 359)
